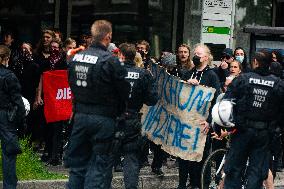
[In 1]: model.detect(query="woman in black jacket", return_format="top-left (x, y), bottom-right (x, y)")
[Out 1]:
top-left (177, 43), bottom-right (221, 189)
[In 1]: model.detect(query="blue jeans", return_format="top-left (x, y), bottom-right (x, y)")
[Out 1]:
top-left (64, 113), bottom-right (115, 189)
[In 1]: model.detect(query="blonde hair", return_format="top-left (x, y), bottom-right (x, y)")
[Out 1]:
top-left (63, 38), bottom-right (76, 48)
top-left (193, 43), bottom-right (213, 66)
top-left (91, 20), bottom-right (112, 43)
top-left (134, 52), bottom-right (144, 68)
top-left (0, 45), bottom-right (11, 63)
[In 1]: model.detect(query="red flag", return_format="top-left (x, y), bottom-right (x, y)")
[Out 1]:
top-left (43, 70), bottom-right (73, 123)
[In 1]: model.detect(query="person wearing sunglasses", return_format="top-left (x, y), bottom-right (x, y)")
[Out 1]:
top-left (214, 48), bottom-right (234, 84)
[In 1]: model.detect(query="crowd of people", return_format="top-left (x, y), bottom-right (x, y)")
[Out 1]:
top-left (0, 19), bottom-right (284, 189)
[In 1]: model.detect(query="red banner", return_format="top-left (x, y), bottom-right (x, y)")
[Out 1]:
top-left (43, 70), bottom-right (72, 123)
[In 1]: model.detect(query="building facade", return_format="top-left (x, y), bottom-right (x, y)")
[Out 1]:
top-left (0, 0), bottom-right (283, 59)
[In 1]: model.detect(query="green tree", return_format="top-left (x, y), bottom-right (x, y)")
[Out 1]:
top-left (237, 0), bottom-right (272, 26)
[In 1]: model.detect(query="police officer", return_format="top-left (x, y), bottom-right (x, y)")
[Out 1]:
top-left (0, 45), bottom-right (25, 189)
top-left (223, 49), bottom-right (284, 189)
top-left (117, 43), bottom-right (158, 189)
top-left (64, 20), bottom-right (130, 189)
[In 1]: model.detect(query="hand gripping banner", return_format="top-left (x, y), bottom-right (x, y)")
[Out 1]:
top-left (43, 70), bottom-right (72, 123)
top-left (141, 64), bottom-right (216, 162)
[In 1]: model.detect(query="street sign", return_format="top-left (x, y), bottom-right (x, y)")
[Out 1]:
top-left (201, 0), bottom-right (234, 47)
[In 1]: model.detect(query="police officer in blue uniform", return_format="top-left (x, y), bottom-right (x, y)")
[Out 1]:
top-left (64, 20), bottom-right (130, 189)
top-left (117, 43), bottom-right (158, 189)
top-left (223, 49), bottom-right (284, 189)
top-left (0, 45), bottom-right (25, 189)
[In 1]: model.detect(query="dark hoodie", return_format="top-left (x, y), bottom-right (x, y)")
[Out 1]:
top-left (181, 66), bottom-right (221, 123)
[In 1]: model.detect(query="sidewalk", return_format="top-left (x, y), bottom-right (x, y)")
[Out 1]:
top-left (1, 157), bottom-right (284, 189)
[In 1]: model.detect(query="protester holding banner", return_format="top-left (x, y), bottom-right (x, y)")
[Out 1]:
top-left (64, 20), bottom-right (130, 189)
top-left (177, 43), bottom-right (221, 189)
top-left (32, 30), bottom-right (56, 151)
top-left (0, 45), bottom-right (25, 189)
top-left (34, 37), bottom-right (68, 165)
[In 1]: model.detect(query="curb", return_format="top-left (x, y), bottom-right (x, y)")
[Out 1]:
top-left (1, 171), bottom-right (283, 189)
top-left (0, 174), bottom-right (179, 189)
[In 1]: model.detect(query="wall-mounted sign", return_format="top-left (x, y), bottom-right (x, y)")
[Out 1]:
top-left (201, 0), bottom-right (234, 47)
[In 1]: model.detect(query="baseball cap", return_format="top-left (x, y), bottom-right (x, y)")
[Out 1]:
top-left (222, 48), bottom-right (233, 57)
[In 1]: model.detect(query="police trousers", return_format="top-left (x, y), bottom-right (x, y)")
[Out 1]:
top-left (108, 116), bottom-right (143, 189)
top-left (0, 110), bottom-right (21, 189)
top-left (224, 128), bottom-right (270, 189)
top-left (64, 113), bottom-right (115, 189)
top-left (122, 143), bottom-right (141, 189)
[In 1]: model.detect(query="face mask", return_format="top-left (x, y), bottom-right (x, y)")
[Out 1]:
top-left (235, 56), bottom-right (244, 63)
top-left (192, 55), bottom-right (202, 66)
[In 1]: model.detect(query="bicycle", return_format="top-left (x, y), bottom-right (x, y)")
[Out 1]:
top-left (201, 142), bottom-right (281, 189)
top-left (201, 148), bottom-right (227, 189)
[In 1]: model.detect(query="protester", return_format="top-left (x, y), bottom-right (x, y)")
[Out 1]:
top-left (53, 28), bottom-right (63, 43)
top-left (177, 44), bottom-right (194, 77)
top-left (223, 49), bottom-right (284, 189)
top-left (0, 45), bottom-right (25, 189)
top-left (116, 42), bottom-right (158, 189)
top-left (1, 31), bottom-right (18, 51)
top-left (177, 43), bottom-right (221, 189)
top-left (8, 42), bottom-right (40, 139)
top-left (63, 38), bottom-right (76, 53)
top-left (234, 47), bottom-right (250, 73)
top-left (136, 40), bottom-right (152, 69)
top-left (223, 60), bottom-right (242, 92)
top-left (214, 48), bottom-right (234, 83)
top-left (271, 50), bottom-right (284, 79)
top-left (64, 20), bottom-right (130, 189)
top-left (34, 37), bottom-right (67, 165)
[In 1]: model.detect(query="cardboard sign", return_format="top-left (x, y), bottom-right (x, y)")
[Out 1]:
top-left (141, 64), bottom-right (216, 162)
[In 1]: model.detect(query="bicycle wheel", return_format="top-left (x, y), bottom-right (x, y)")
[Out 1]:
top-left (201, 148), bottom-right (227, 189)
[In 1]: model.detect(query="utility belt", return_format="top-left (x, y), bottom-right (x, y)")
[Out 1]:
top-left (75, 103), bottom-right (117, 118)
top-left (246, 119), bottom-right (270, 130)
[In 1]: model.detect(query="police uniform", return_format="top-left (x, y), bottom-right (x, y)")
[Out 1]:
top-left (223, 68), bottom-right (284, 189)
top-left (120, 60), bottom-right (158, 189)
top-left (0, 64), bottom-right (25, 189)
top-left (64, 42), bottom-right (130, 189)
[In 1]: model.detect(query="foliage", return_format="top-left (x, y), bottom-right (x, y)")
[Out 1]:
top-left (0, 138), bottom-right (67, 180)
top-left (237, 0), bottom-right (272, 26)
